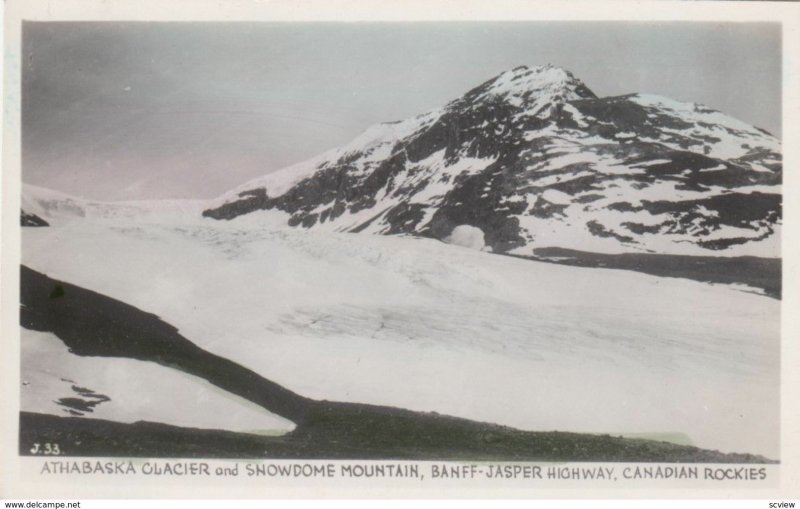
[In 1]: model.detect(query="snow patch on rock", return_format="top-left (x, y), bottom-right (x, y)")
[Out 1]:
top-left (444, 225), bottom-right (490, 251)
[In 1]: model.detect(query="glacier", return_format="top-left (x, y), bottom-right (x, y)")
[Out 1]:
top-left (21, 214), bottom-right (779, 458)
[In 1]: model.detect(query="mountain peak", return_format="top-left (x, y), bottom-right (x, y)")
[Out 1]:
top-left (460, 64), bottom-right (596, 117)
top-left (506, 63), bottom-right (566, 77)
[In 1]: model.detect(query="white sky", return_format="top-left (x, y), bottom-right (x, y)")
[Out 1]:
top-left (22, 22), bottom-right (781, 200)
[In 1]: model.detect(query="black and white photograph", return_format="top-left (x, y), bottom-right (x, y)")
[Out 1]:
top-left (2, 0), bottom-right (799, 501)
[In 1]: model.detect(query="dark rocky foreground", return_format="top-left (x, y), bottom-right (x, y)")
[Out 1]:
top-left (525, 248), bottom-right (781, 299)
top-left (20, 265), bottom-right (775, 462)
top-left (20, 412), bottom-right (773, 462)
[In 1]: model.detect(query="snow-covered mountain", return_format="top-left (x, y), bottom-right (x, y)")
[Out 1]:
top-left (21, 184), bottom-right (206, 226)
top-left (203, 64), bottom-right (781, 257)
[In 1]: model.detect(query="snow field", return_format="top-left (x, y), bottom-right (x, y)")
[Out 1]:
top-left (21, 329), bottom-right (294, 433)
top-left (22, 220), bottom-right (780, 457)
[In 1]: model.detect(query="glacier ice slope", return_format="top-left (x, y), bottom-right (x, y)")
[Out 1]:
top-left (22, 220), bottom-right (779, 458)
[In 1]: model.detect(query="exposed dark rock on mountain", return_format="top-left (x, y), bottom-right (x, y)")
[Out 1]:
top-left (203, 65), bottom-right (781, 257)
top-left (21, 210), bottom-right (49, 227)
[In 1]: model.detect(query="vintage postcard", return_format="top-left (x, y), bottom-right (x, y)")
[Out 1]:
top-left (1, 0), bottom-right (798, 500)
